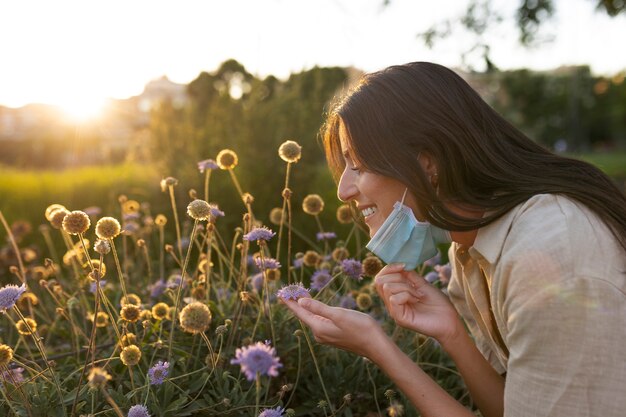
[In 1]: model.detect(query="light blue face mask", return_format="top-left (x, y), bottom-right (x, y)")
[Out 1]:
top-left (365, 188), bottom-right (451, 271)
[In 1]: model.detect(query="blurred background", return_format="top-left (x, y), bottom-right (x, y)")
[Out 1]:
top-left (1, 0), bottom-right (625, 260)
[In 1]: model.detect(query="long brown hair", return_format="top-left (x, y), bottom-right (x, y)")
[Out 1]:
top-left (322, 62), bottom-right (626, 252)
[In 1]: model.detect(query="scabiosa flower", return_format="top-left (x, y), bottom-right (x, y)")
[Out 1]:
top-left (302, 194), bottom-right (324, 215)
top-left (49, 208), bottom-right (70, 229)
top-left (122, 200), bottom-right (140, 214)
top-left (119, 333), bottom-right (137, 348)
top-left (254, 257), bottom-right (281, 271)
top-left (259, 406), bottom-right (286, 417)
top-left (269, 207), bottom-right (283, 225)
top-left (148, 361), bottom-right (169, 385)
top-left (0, 283), bottom-right (27, 313)
top-left (209, 204), bottom-right (225, 219)
top-left (154, 214), bottom-right (167, 226)
top-left (435, 263), bottom-right (452, 285)
top-left (423, 251), bottom-right (442, 268)
top-left (179, 302), bottom-right (212, 334)
top-left (150, 302), bottom-right (169, 321)
top-left (387, 401), bottom-right (405, 417)
top-left (15, 318), bottom-right (37, 335)
top-left (230, 341), bottom-right (282, 381)
top-left (62, 210), bottom-right (90, 235)
top-left (45, 204), bottom-right (67, 221)
top-left (302, 250), bottom-right (320, 267)
top-left (128, 404), bottom-right (151, 417)
top-left (276, 283), bottom-right (310, 301)
top-left (331, 247), bottom-right (349, 262)
top-left (121, 293), bottom-right (142, 307)
top-left (338, 294), bottom-right (357, 309)
top-left (310, 269), bottom-right (332, 292)
top-left (250, 273), bottom-right (264, 292)
top-left (120, 345), bottom-right (142, 366)
top-left (0, 344), bottom-right (14, 367)
top-left (243, 226), bottom-right (276, 242)
top-left (149, 279), bottom-right (167, 298)
top-left (362, 255), bottom-right (383, 277)
top-left (278, 140), bottom-right (302, 163)
top-left (336, 204), bottom-right (353, 224)
top-left (160, 176), bottom-right (178, 192)
top-left (425, 271), bottom-right (439, 284)
top-left (198, 159), bottom-right (219, 173)
top-left (120, 304), bottom-right (141, 323)
top-left (87, 367), bottom-right (111, 388)
top-left (94, 239), bottom-right (111, 255)
top-left (88, 280), bottom-right (106, 294)
top-left (341, 258), bottom-right (363, 281)
top-left (216, 149), bottom-right (238, 170)
top-left (356, 293), bottom-right (373, 310)
top-left (88, 311), bottom-right (110, 328)
top-left (0, 367), bottom-right (24, 386)
top-left (316, 231), bottom-right (337, 241)
top-left (187, 199), bottom-right (212, 220)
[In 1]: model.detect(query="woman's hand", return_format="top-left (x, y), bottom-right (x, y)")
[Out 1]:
top-left (281, 296), bottom-right (388, 359)
top-left (374, 263), bottom-right (464, 347)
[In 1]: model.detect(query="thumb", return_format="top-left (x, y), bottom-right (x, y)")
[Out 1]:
top-left (298, 298), bottom-right (336, 320)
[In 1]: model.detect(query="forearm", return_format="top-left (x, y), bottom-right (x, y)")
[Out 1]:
top-left (368, 336), bottom-right (476, 417)
top-left (441, 329), bottom-right (504, 417)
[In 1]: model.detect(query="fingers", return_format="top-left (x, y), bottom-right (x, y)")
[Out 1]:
top-left (297, 298), bottom-right (337, 320)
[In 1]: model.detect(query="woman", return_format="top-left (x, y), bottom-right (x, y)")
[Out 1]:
top-left (282, 62), bottom-right (626, 417)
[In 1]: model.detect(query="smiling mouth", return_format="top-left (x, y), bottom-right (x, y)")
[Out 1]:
top-left (361, 207), bottom-right (377, 218)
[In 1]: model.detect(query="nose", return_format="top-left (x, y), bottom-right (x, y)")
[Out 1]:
top-left (337, 167), bottom-right (358, 202)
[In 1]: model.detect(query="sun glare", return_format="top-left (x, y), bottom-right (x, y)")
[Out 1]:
top-left (57, 95), bottom-right (107, 122)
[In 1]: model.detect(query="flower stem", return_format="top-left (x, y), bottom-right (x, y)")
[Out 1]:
top-left (0, 210), bottom-right (26, 283)
top-left (300, 322), bottom-right (335, 414)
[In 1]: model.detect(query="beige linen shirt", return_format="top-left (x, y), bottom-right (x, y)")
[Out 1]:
top-left (448, 194), bottom-right (626, 417)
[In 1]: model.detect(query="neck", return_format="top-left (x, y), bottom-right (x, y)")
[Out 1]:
top-left (450, 229), bottom-right (479, 246)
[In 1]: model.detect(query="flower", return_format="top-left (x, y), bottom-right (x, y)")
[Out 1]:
top-left (331, 247), bottom-right (349, 261)
top-left (336, 204), bottom-right (353, 224)
top-left (423, 251), bottom-right (442, 268)
top-left (278, 140), bottom-right (302, 163)
top-left (151, 302), bottom-right (170, 320)
top-left (128, 404), bottom-right (151, 417)
top-left (120, 345), bottom-right (142, 366)
top-left (230, 341), bottom-right (282, 381)
top-left (149, 279), bottom-right (167, 298)
top-left (387, 401), bottom-right (405, 417)
top-left (89, 280), bottom-right (106, 294)
top-left (435, 263), bottom-right (452, 285)
top-left (310, 270), bottom-right (332, 292)
top-left (87, 367), bottom-right (111, 388)
top-left (0, 344), bottom-right (14, 367)
top-left (0, 283), bottom-right (27, 313)
top-left (276, 283), bottom-right (310, 301)
top-left (119, 333), bottom-right (137, 348)
top-left (0, 367), bottom-right (24, 386)
top-left (250, 273), bottom-right (264, 292)
top-left (243, 226), bottom-right (276, 242)
top-left (302, 194), bottom-right (324, 215)
top-left (49, 208), bottom-right (69, 229)
top-left (316, 232), bottom-right (337, 241)
top-left (187, 199), bottom-right (212, 220)
top-left (122, 200), bottom-right (140, 214)
top-left (198, 159), bottom-right (219, 173)
top-left (338, 294), bottom-right (357, 309)
top-left (179, 302), bottom-right (212, 334)
top-left (120, 293), bottom-right (142, 306)
top-left (269, 208), bottom-right (283, 225)
top-left (254, 257), bottom-right (281, 271)
top-left (302, 250), bottom-right (320, 267)
top-left (209, 205), bottom-right (225, 219)
top-left (341, 258), bottom-right (363, 281)
top-left (15, 318), bottom-right (37, 335)
top-left (88, 311), bottom-right (110, 328)
top-left (94, 239), bottom-right (111, 254)
top-left (259, 406), bottom-right (286, 417)
top-left (95, 217), bottom-right (121, 239)
top-left (62, 210), bottom-right (91, 235)
top-left (45, 204), bottom-right (67, 221)
top-left (154, 214), bottom-right (167, 226)
top-left (425, 271), bottom-right (439, 283)
top-left (216, 149), bottom-right (238, 170)
top-left (356, 293), bottom-right (373, 310)
top-left (362, 256), bottom-right (383, 277)
top-left (148, 361), bottom-right (169, 385)
top-left (160, 177), bottom-right (178, 192)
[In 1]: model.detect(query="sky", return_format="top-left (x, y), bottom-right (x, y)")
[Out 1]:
top-left (1, 0), bottom-right (625, 113)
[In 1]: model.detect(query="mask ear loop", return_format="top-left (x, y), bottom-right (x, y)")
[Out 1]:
top-left (400, 187), bottom-right (409, 205)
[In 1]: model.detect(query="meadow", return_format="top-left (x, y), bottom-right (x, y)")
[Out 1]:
top-left (0, 143), bottom-right (467, 417)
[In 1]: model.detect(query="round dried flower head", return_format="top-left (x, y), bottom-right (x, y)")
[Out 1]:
top-left (191, 286), bottom-right (207, 300)
top-left (45, 204), bottom-right (67, 221)
top-left (179, 302), bottom-right (212, 334)
top-left (269, 207), bottom-right (283, 225)
top-left (302, 194), bottom-right (324, 215)
top-left (387, 402), bottom-right (405, 417)
top-left (242, 193), bottom-right (255, 205)
top-left (62, 210), bottom-right (90, 235)
top-left (128, 404), bottom-right (151, 417)
top-left (336, 204), bottom-right (353, 224)
top-left (332, 247), bottom-right (350, 262)
top-left (17, 292), bottom-right (39, 310)
top-left (265, 269), bottom-right (281, 281)
top-left (121, 293), bottom-right (142, 307)
top-left (139, 309), bottom-right (152, 321)
top-left (160, 177), bottom-right (178, 192)
top-left (16, 317), bottom-right (37, 335)
top-left (230, 341), bottom-right (283, 381)
top-left (94, 239), bottom-right (111, 255)
top-left (276, 283), bottom-right (310, 301)
top-left (122, 200), bottom-right (140, 214)
top-left (356, 293), bottom-right (373, 310)
top-left (120, 304), bottom-right (141, 322)
top-left (120, 345), bottom-right (142, 366)
top-left (0, 283), bottom-right (27, 313)
top-left (151, 302), bottom-right (170, 320)
top-left (95, 217), bottom-right (121, 240)
top-left (87, 367), bottom-right (111, 388)
top-left (187, 199), bottom-right (212, 220)
top-left (49, 208), bottom-right (70, 229)
top-left (119, 332), bottom-right (137, 347)
top-left (154, 214), bottom-right (167, 226)
top-left (0, 344), bottom-right (14, 367)
top-left (278, 140), bottom-right (302, 163)
top-left (88, 311), bottom-right (110, 328)
top-left (302, 250), bottom-right (320, 267)
top-left (88, 259), bottom-right (106, 275)
top-left (216, 149), bottom-right (238, 170)
top-left (362, 256), bottom-right (384, 277)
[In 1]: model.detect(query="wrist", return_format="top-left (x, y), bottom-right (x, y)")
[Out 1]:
top-left (438, 319), bottom-right (470, 354)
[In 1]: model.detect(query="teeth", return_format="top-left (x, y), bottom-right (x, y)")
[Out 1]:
top-left (361, 207), bottom-right (377, 217)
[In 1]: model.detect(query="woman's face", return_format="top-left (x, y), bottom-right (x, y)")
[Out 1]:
top-left (337, 123), bottom-right (421, 237)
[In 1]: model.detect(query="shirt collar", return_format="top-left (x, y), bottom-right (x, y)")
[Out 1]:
top-left (469, 203), bottom-right (523, 265)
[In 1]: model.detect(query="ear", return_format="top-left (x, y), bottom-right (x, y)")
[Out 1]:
top-left (417, 151), bottom-right (438, 183)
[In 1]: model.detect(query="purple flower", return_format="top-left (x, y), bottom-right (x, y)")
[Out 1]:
top-left (230, 341), bottom-right (282, 381)
top-left (254, 257), bottom-right (281, 271)
top-left (423, 251), bottom-right (442, 267)
top-left (276, 283), bottom-right (310, 301)
top-left (128, 404), bottom-right (151, 417)
top-left (198, 159), bottom-right (219, 173)
top-left (0, 367), bottom-right (25, 386)
top-left (316, 231), bottom-right (337, 241)
top-left (250, 273), bottom-right (264, 292)
top-left (150, 279), bottom-right (168, 298)
top-left (425, 271), bottom-right (439, 284)
top-left (243, 226), bottom-right (276, 242)
top-left (338, 294), bottom-right (357, 309)
top-left (292, 257), bottom-right (304, 269)
top-left (89, 280), bottom-right (106, 294)
top-left (259, 407), bottom-right (285, 417)
top-left (209, 205), bottom-right (224, 219)
top-left (148, 361), bottom-right (169, 385)
top-left (435, 263), bottom-right (452, 285)
top-left (341, 258), bottom-right (363, 281)
top-left (167, 274), bottom-right (186, 289)
top-left (0, 284), bottom-right (26, 313)
top-left (310, 269), bottom-right (332, 292)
